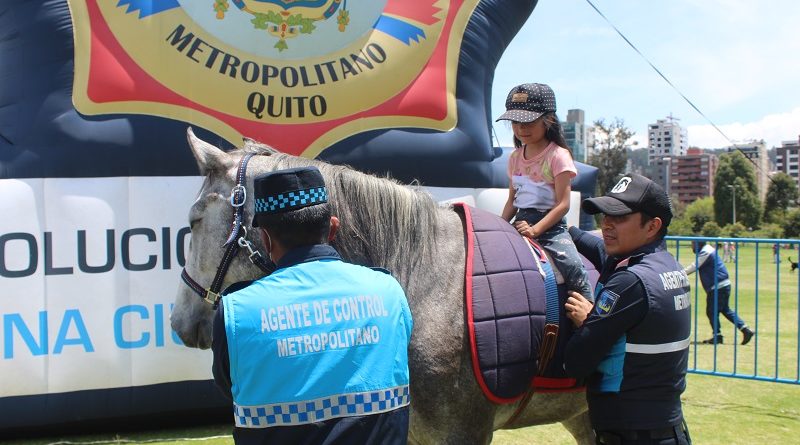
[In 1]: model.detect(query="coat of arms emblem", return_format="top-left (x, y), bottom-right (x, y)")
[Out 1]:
top-left (71, 0), bottom-right (478, 156)
top-left (213, 0), bottom-right (350, 51)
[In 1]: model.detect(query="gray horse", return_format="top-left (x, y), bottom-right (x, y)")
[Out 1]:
top-left (171, 129), bottom-right (593, 444)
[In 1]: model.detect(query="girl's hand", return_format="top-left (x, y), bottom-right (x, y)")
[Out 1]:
top-left (514, 221), bottom-right (537, 238)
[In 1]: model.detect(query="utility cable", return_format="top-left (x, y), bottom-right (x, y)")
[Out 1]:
top-left (583, 0), bottom-right (775, 185)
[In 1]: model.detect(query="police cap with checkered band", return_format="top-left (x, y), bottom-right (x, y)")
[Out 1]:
top-left (252, 166), bottom-right (328, 226)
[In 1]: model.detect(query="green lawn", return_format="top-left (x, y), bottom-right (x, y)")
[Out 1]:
top-left (10, 373), bottom-right (800, 445)
top-left (7, 241), bottom-right (800, 444)
top-left (672, 240), bottom-right (800, 381)
top-left (494, 373), bottom-right (800, 444)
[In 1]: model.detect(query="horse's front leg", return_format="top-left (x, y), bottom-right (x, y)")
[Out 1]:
top-left (406, 346), bottom-right (497, 445)
top-left (561, 409), bottom-right (594, 445)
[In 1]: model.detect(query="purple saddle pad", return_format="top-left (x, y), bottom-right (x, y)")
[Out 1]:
top-left (455, 203), bottom-right (546, 403)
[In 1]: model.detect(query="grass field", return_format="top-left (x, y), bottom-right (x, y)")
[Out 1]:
top-left (10, 374), bottom-right (800, 445)
top-left (8, 241), bottom-right (800, 444)
top-left (672, 240), bottom-right (800, 382)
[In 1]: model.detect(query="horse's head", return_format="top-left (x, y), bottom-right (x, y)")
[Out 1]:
top-left (171, 128), bottom-right (440, 348)
top-left (170, 128), bottom-right (277, 349)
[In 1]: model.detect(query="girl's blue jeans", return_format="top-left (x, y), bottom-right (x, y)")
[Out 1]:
top-left (516, 208), bottom-right (594, 301)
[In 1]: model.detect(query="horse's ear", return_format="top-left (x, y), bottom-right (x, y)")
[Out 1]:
top-left (186, 127), bottom-right (233, 174)
top-left (242, 136), bottom-right (279, 155)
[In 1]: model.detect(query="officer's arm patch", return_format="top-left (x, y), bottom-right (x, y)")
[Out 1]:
top-left (595, 290), bottom-right (621, 317)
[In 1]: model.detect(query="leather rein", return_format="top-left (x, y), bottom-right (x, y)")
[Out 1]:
top-left (180, 153), bottom-right (275, 308)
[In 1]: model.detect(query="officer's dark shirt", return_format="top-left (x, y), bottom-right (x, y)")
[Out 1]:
top-left (565, 227), bottom-right (688, 431)
top-left (211, 244), bottom-right (409, 445)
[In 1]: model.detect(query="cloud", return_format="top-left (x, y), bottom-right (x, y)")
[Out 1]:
top-left (687, 108), bottom-right (800, 149)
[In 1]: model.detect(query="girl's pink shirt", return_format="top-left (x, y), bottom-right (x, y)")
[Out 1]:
top-left (507, 142), bottom-right (577, 210)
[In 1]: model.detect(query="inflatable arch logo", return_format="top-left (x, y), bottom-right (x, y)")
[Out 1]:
top-left (70, 0), bottom-right (479, 157)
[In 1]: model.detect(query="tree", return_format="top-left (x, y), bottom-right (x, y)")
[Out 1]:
top-left (669, 194), bottom-right (688, 219)
top-left (683, 197), bottom-right (714, 233)
top-left (627, 147), bottom-right (650, 175)
top-left (785, 209), bottom-right (800, 238)
top-left (701, 221), bottom-right (722, 237)
top-left (667, 216), bottom-right (693, 236)
top-left (713, 150), bottom-right (761, 228)
top-left (763, 172), bottom-right (799, 223)
top-left (752, 223), bottom-right (784, 239)
top-left (588, 118), bottom-right (635, 195)
top-left (721, 222), bottom-right (747, 238)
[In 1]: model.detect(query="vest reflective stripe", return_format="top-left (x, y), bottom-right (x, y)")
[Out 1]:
top-left (626, 336), bottom-right (691, 354)
top-left (234, 385), bottom-right (410, 428)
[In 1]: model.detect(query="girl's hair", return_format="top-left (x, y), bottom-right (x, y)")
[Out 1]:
top-left (512, 112), bottom-right (573, 158)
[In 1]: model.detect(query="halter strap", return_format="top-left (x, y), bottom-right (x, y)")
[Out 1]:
top-left (181, 153), bottom-right (275, 308)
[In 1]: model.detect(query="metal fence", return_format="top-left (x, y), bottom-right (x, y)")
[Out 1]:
top-left (666, 236), bottom-right (800, 385)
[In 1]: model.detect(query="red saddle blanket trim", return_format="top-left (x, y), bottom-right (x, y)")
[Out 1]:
top-left (532, 376), bottom-right (584, 393)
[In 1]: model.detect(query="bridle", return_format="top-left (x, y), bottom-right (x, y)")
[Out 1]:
top-left (180, 153), bottom-right (275, 308)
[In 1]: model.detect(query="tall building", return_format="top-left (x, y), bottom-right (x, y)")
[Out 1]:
top-left (562, 109), bottom-right (587, 163)
top-left (650, 157), bottom-right (672, 196)
top-left (647, 116), bottom-right (688, 164)
top-left (585, 126), bottom-right (595, 161)
top-left (670, 147), bottom-right (718, 204)
top-left (730, 140), bottom-right (769, 200)
top-left (776, 136), bottom-right (800, 190)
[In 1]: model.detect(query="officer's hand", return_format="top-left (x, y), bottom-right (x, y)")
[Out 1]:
top-left (565, 291), bottom-right (593, 327)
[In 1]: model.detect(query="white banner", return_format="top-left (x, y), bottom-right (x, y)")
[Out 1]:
top-left (1, 176), bottom-right (568, 399)
top-left (1, 177), bottom-right (209, 398)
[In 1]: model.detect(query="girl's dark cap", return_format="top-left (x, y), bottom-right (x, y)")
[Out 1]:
top-left (495, 83), bottom-right (557, 123)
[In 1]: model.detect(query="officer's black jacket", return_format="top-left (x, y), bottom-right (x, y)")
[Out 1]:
top-left (565, 227), bottom-right (690, 431)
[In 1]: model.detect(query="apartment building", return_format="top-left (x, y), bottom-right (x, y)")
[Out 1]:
top-left (670, 147), bottom-right (718, 204)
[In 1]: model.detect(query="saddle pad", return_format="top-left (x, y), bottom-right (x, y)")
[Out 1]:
top-left (455, 203), bottom-right (547, 403)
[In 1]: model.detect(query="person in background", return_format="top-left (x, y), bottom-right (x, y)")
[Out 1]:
top-left (721, 241), bottom-right (731, 263)
top-left (211, 166), bottom-right (413, 445)
top-left (496, 82), bottom-right (593, 301)
top-left (684, 240), bottom-right (754, 345)
top-left (563, 173), bottom-right (692, 445)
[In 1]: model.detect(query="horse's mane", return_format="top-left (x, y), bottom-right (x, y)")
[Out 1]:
top-left (238, 144), bottom-right (442, 284)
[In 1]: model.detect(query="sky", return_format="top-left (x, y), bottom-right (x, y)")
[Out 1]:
top-left (490, 0), bottom-right (800, 151)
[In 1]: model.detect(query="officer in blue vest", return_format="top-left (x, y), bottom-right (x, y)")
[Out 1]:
top-left (211, 166), bottom-right (413, 445)
top-left (684, 241), bottom-right (754, 345)
top-left (563, 173), bottom-right (692, 445)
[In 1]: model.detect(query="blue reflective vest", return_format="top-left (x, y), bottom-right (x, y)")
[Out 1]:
top-left (695, 244), bottom-right (730, 291)
top-left (223, 257), bottom-right (413, 429)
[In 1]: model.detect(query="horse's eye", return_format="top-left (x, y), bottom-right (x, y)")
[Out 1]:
top-left (189, 218), bottom-right (201, 230)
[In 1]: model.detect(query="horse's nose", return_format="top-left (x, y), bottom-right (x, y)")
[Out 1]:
top-left (170, 315), bottom-right (213, 349)
top-left (195, 319), bottom-right (213, 349)
top-left (170, 316), bottom-right (197, 347)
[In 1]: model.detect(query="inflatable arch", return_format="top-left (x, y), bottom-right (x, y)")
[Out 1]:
top-left (0, 0), bottom-right (597, 431)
